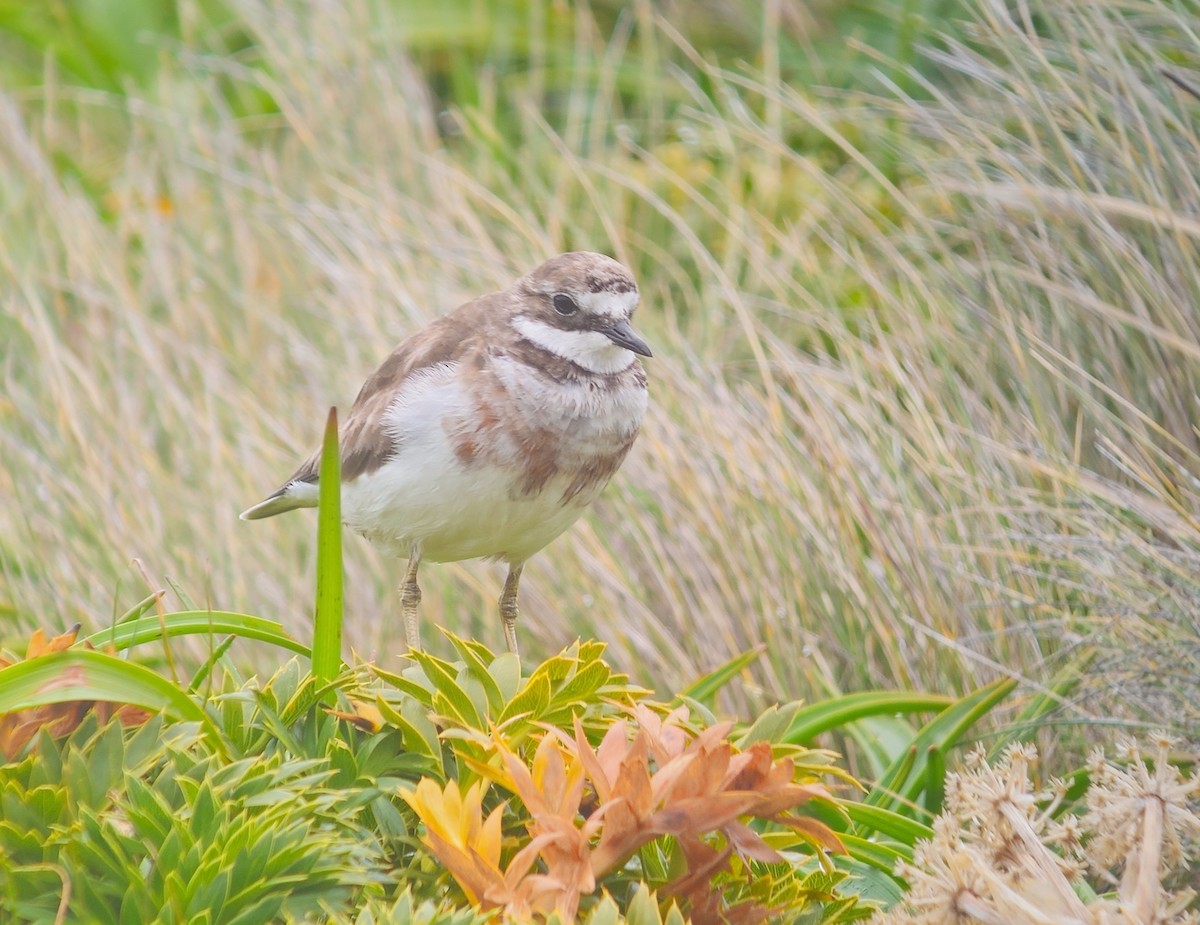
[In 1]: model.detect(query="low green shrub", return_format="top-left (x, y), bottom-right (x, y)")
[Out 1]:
top-left (0, 424), bottom-right (1066, 922)
top-left (1, 607), bottom-right (1055, 924)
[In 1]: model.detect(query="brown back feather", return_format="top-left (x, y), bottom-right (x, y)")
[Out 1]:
top-left (286, 294), bottom-right (501, 487)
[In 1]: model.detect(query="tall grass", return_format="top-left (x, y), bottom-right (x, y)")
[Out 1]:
top-left (1, 0), bottom-right (1197, 737)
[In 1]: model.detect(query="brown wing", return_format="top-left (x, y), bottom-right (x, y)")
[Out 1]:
top-left (286, 294), bottom-right (496, 486)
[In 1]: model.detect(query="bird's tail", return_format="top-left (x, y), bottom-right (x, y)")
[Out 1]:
top-left (239, 480), bottom-right (320, 520)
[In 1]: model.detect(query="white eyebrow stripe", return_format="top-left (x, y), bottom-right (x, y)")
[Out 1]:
top-left (578, 289), bottom-right (639, 322)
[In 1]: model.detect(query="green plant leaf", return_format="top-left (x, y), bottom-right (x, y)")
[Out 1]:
top-left (0, 649), bottom-right (222, 748)
top-left (527, 654), bottom-right (575, 685)
top-left (836, 832), bottom-right (912, 874)
top-left (375, 696), bottom-right (442, 764)
top-left (441, 631), bottom-right (505, 713)
top-left (624, 884), bottom-right (663, 925)
top-left (784, 690), bottom-right (953, 744)
top-left (924, 743), bottom-right (946, 816)
top-left (496, 672), bottom-right (552, 726)
top-left (737, 701), bottom-right (802, 746)
top-left (582, 895), bottom-right (621, 925)
top-left (84, 613), bottom-right (310, 657)
top-left (115, 591), bottom-right (165, 625)
top-left (862, 678), bottom-right (1016, 816)
top-left (674, 646), bottom-right (764, 708)
top-left (831, 850), bottom-right (908, 906)
top-left (987, 649), bottom-right (1094, 758)
top-left (373, 665), bottom-right (437, 704)
top-left (552, 658), bottom-right (611, 706)
top-left (489, 653), bottom-right (522, 701)
top-left (188, 635), bottom-right (238, 692)
top-left (406, 652), bottom-right (482, 728)
top-left (165, 575), bottom-right (201, 612)
top-left (312, 406), bottom-right (345, 690)
top-left (844, 713), bottom-right (922, 781)
top-left (841, 800), bottom-right (933, 846)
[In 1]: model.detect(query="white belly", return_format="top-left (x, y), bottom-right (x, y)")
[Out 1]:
top-left (338, 360), bottom-right (637, 563)
top-left (343, 458), bottom-right (593, 562)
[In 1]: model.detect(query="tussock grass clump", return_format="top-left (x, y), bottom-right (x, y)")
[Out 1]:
top-left (0, 0), bottom-right (1197, 736)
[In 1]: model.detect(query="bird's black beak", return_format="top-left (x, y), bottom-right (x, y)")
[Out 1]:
top-left (604, 319), bottom-right (653, 357)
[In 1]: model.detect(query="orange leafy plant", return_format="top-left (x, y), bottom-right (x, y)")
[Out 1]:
top-left (0, 625), bottom-right (151, 760)
top-left (400, 705), bottom-right (846, 924)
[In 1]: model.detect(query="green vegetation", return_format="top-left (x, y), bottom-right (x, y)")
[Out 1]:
top-left (0, 600), bottom-right (1059, 922)
top-left (0, 413), bottom-right (1059, 922)
top-left (2, 0), bottom-right (1199, 921)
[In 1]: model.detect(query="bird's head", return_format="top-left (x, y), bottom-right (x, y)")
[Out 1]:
top-left (512, 252), bottom-right (652, 373)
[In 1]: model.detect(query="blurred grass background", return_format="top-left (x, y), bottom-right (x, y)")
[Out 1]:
top-left (1, 0), bottom-right (1198, 741)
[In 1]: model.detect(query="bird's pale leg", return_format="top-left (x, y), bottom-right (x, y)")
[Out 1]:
top-left (400, 551), bottom-right (423, 651)
top-left (499, 562), bottom-right (524, 656)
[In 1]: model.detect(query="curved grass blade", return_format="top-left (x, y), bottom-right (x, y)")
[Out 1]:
top-left (863, 678), bottom-right (1017, 814)
top-left (784, 690), bottom-right (953, 744)
top-left (312, 406), bottom-right (345, 690)
top-left (0, 649), bottom-right (223, 748)
top-left (84, 612), bottom-right (310, 656)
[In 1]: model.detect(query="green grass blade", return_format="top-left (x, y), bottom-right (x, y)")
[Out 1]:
top-left (312, 406), bottom-right (345, 690)
top-left (188, 634), bottom-right (237, 693)
top-left (844, 714), bottom-right (921, 781)
top-left (841, 801), bottom-right (933, 847)
top-left (115, 591), bottom-right (164, 625)
top-left (674, 646), bottom-right (765, 708)
top-left (83, 612), bottom-right (310, 656)
top-left (923, 743), bottom-right (946, 816)
top-left (0, 649), bottom-right (223, 748)
top-left (987, 648), bottom-right (1095, 758)
top-left (863, 678), bottom-right (1017, 813)
top-left (165, 576), bottom-right (200, 611)
top-left (836, 833), bottom-right (914, 873)
top-left (784, 690), bottom-right (953, 744)
top-left (863, 744), bottom-right (919, 817)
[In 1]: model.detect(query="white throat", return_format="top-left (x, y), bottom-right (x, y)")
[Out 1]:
top-left (513, 316), bottom-right (636, 374)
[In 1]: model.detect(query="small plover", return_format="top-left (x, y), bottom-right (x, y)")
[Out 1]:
top-left (241, 252), bottom-right (651, 655)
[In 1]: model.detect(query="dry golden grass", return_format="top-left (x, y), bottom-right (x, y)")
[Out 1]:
top-left (1, 0), bottom-right (1198, 733)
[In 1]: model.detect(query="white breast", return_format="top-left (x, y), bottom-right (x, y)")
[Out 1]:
top-left (339, 357), bottom-right (645, 564)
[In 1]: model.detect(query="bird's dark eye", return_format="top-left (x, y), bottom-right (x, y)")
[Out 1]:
top-left (553, 293), bottom-right (579, 315)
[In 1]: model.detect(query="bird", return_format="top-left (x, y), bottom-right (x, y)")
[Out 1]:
top-left (240, 252), bottom-right (651, 657)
